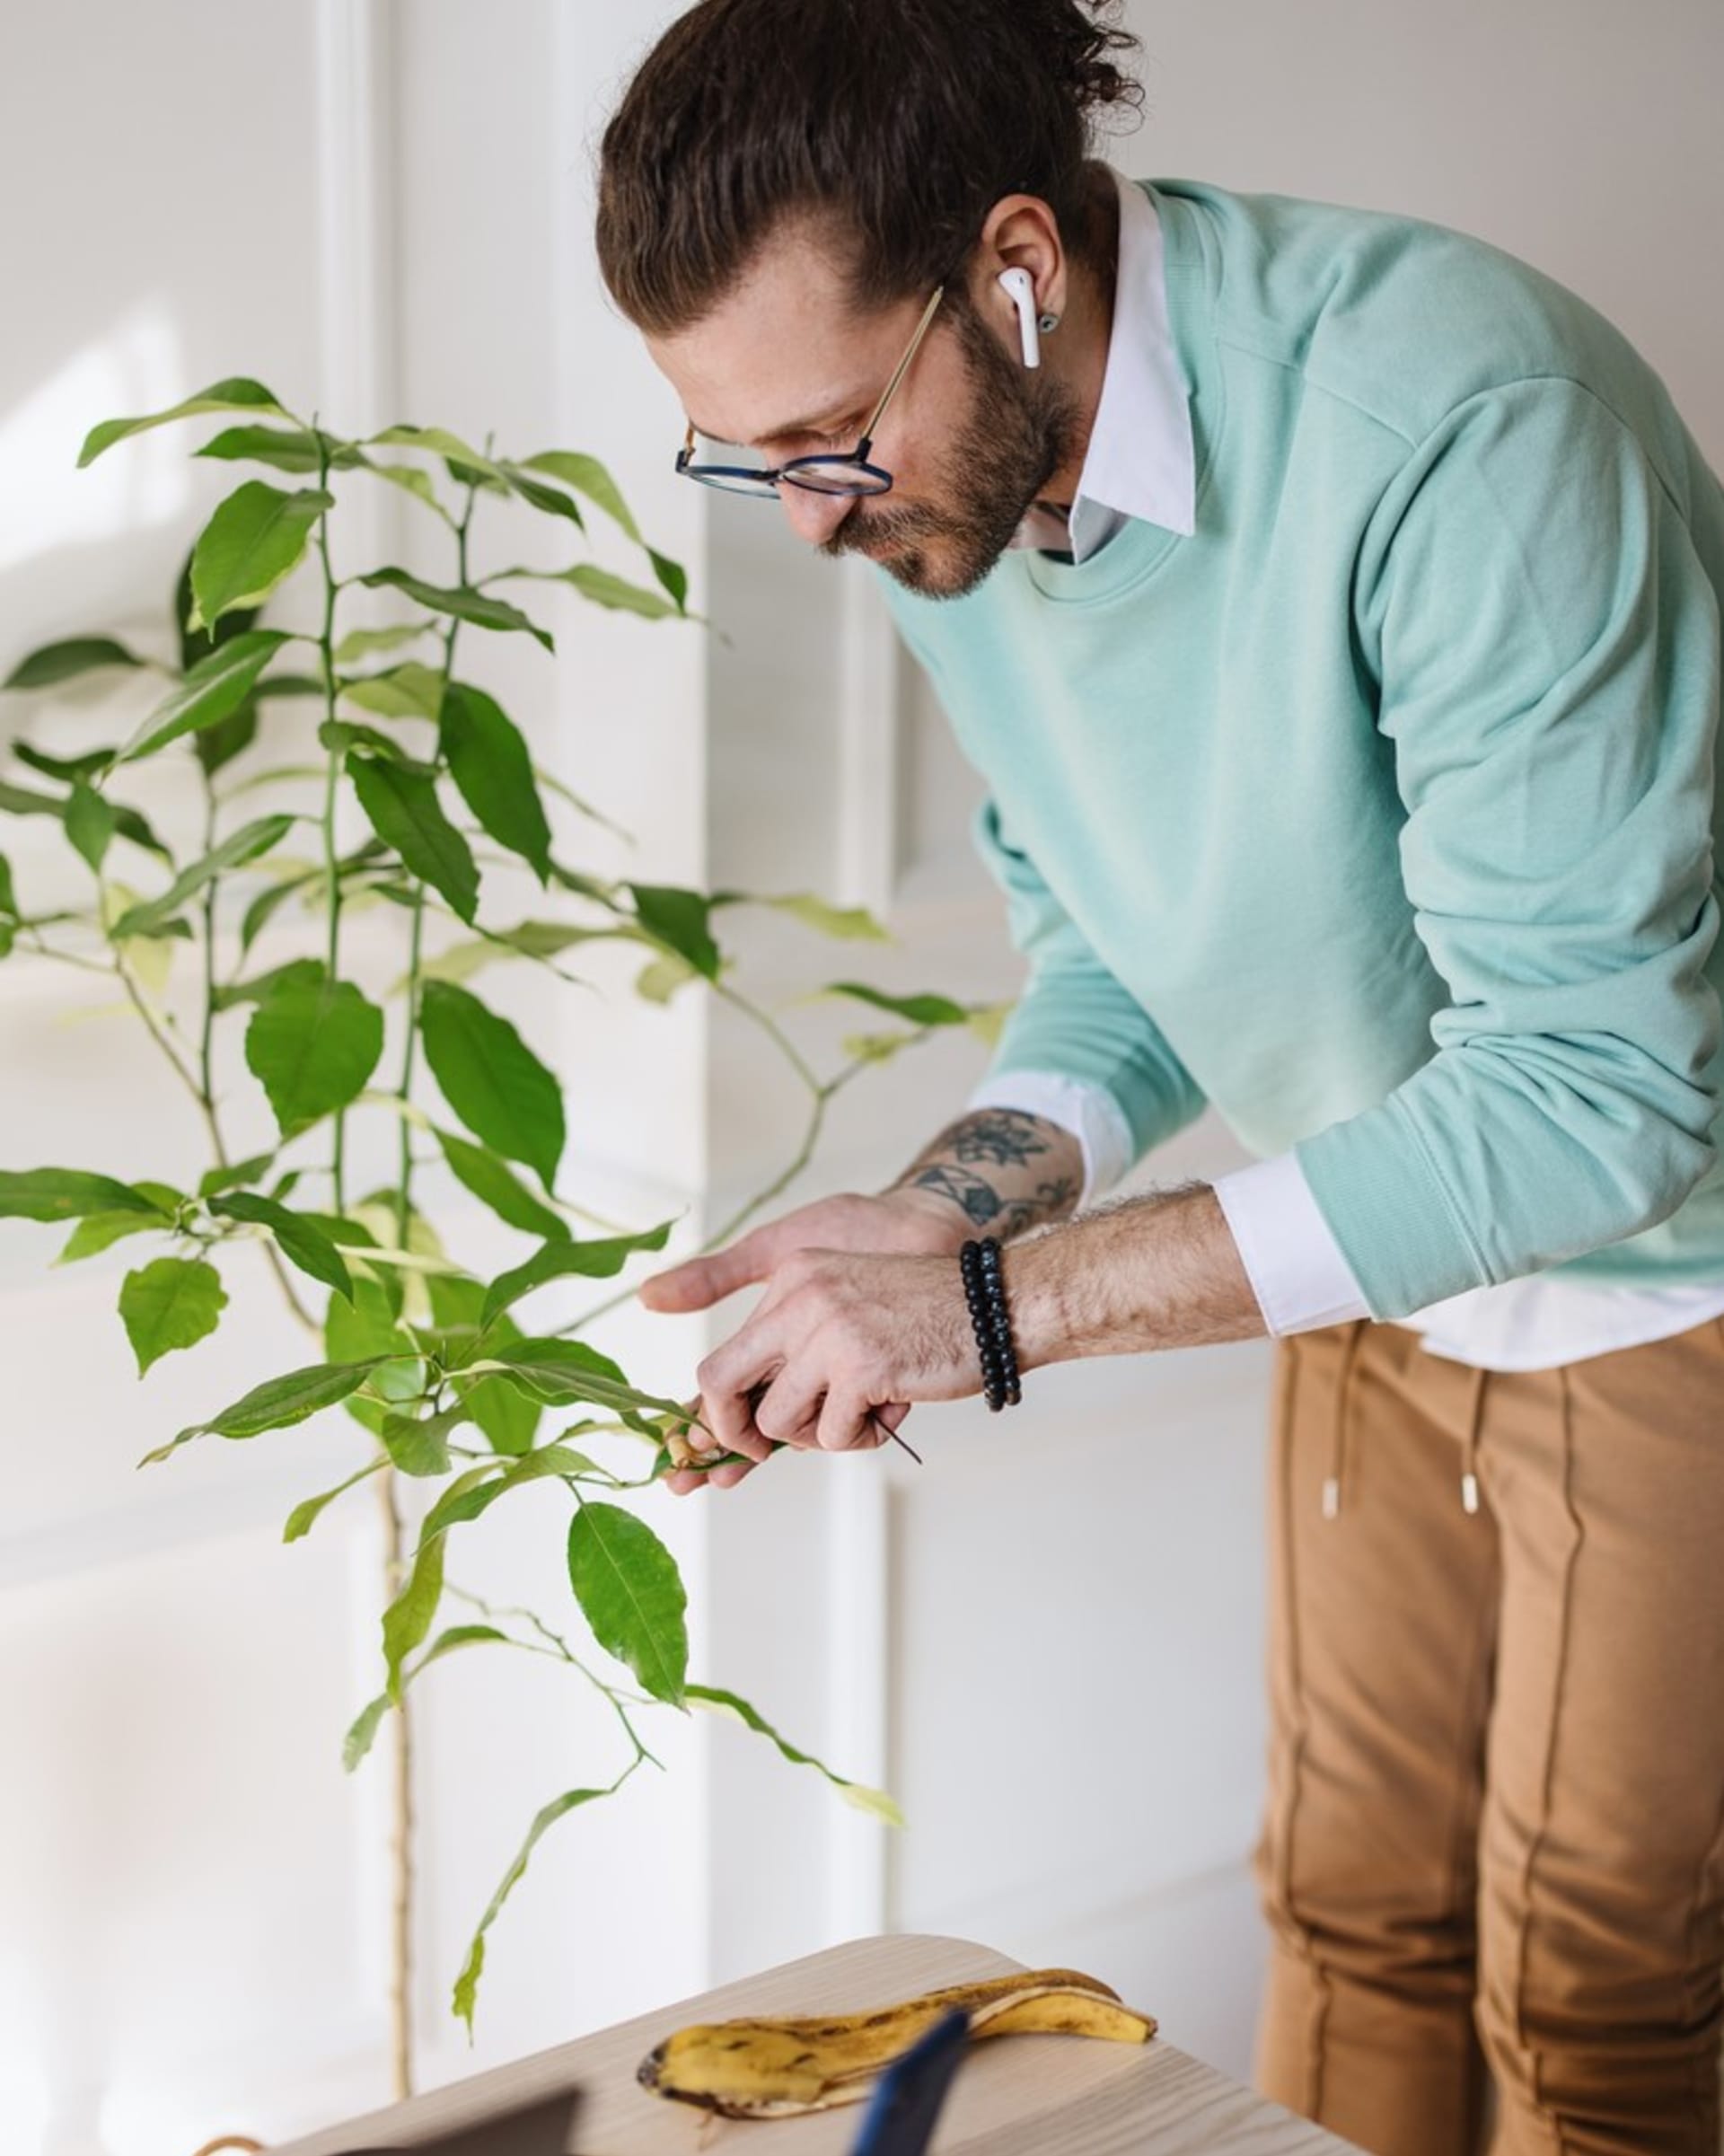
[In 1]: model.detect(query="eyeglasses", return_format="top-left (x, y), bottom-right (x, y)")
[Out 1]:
top-left (674, 283), bottom-right (946, 500)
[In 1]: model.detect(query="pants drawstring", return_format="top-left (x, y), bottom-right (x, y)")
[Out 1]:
top-left (1460, 1363), bottom-right (1487, 1515)
top-left (1323, 1319), bottom-right (1368, 1519)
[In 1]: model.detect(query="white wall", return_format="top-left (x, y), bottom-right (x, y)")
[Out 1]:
top-left (1, 5), bottom-right (1720, 2152)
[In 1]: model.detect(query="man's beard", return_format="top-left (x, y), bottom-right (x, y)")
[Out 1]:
top-left (819, 292), bottom-right (1085, 600)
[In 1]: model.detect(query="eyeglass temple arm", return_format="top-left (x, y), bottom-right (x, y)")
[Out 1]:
top-left (856, 284), bottom-right (946, 455)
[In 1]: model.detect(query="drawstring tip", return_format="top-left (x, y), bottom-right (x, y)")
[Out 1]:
top-left (1321, 1476), bottom-right (1341, 1520)
top-left (1461, 1471), bottom-right (1480, 1516)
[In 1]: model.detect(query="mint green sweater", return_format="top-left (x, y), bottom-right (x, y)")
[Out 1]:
top-left (880, 178), bottom-right (1724, 1321)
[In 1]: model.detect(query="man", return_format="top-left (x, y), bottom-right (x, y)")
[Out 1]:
top-left (594, 2), bottom-right (1724, 2148)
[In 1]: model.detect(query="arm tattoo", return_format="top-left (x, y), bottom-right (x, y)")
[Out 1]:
top-left (891, 1105), bottom-right (1081, 1240)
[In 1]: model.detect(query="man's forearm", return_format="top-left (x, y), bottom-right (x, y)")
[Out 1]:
top-left (883, 1107), bottom-right (1084, 1242)
top-left (1007, 1183), bottom-right (1268, 1358)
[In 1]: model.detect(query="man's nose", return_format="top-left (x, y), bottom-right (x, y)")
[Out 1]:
top-left (777, 480), bottom-right (854, 548)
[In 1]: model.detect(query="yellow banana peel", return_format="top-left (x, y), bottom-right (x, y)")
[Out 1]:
top-left (637, 1965), bottom-right (1157, 2118)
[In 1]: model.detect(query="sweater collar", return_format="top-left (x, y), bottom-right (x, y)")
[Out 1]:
top-left (1010, 170), bottom-right (1199, 560)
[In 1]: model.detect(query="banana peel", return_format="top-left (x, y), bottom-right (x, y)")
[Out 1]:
top-left (637, 1966), bottom-right (1157, 2118)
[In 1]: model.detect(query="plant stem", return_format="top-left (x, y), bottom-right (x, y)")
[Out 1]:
top-left (379, 1465), bottom-right (415, 2101)
top-left (315, 430), bottom-right (347, 1212)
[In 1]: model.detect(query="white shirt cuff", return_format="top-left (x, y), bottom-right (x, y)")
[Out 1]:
top-left (1210, 1152), bottom-right (1372, 1334)
top-left (964, 1070), bottom-right (1135, 1207)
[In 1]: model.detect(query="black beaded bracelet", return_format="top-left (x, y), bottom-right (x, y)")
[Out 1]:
top-left (959, 1235), bottom-right (1022, 1412)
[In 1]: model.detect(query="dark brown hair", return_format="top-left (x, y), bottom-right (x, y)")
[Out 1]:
top-left (594, 0), bottom-right (1143, 335)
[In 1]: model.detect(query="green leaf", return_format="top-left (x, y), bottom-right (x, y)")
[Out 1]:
top-left (333, 620), bottom-right (436, 665)
top-left (420, 920), bottom-right (625, 988)
top-left (343, 1693), bottom-right (392, 1773)
top-left (567, 1501), bottom-right (688, 1704)
top-left (370, 462), bottom-right (453, 520)
top-left (686, 1685), bottom-right (906, 1826)
top-left (647, 549), bottom-right (690, 612)
top-left (380, 1401), bottom-right (471, 1477)
top-left (0, 854), bottom-right (13, 917)
top-left (147, 1356), bottom-right (400, 1465)
top-left (634, 951), bottom-right (698, 1004)
top-left (244, 961), bottom-right (385, 1137)
top-left (348, 755), bottom-right (479, 924)
top-left (357, 568), bottom-right (554, 653)
top-left (440, 683), bottom-right (552, 883)
top-left (189, 482), bottom-right (332, 629)
top-left (319, 718), bottom-right (427, 767)
top-left (715, 890), bottom-right (892, 942)
top-left (57, 1209), bottom-right (169, 1263)
top-left (503, 562), bottom-right (681, 620)
top-left (198, 1153), bottom-right (276, 1197)
top-left (109, 814), bottom-right (295, 938)
top-left (194, 423), bottom-right (363, 474)
top-left (453, 1782), bottom-right (612, 2030)
top-left (0, 777), bottom-right (169, 858)
top-left (419, 1443), bottom-right (595, 1539)
top-left (65, 781), bottom-right (115, 872)
top-left (418, 980), bottom-right (563, 1190)
top-left (13, 741), bottom-right (117, 783)
top-left (326, 1275), bottom-right (425, 1437)
top-left (484, 1339), bottom-right (684, 1423)
top-left (194, 704), bottom-right (259, 778)
top-left (426, 1275), bottom-right (541, 1455)
top-left (517, 451), bottom-right (641, 542)
top-left (382, 1531), bottom-right (444, 1702)
top-left (0, 1168), bottom-right (169, 1223)
top-left (210, 1191), bottom-right (355, 1302)
top-left (822, 981), bottom-right (971, 1026)
top-left (116, 630), bottom-right (293, 765)
top-left (284, 1456), bottom-right (386, 1542)
top-left (78, 378), bottom-right (292, 467)
top-left (629, 883), bottom-right (720, 979)
top-left (364, 423), bottom-right (509, 487)
top-left (433, 1126), bottom-right (567, 1241)
top-left (119, 1257), bottom-right (227, 1376)
top-left (4, 637), bottom-right (146, 690)
top-left (339, 660), bottom-right (447, 721)
top-left (481, 1219), bottom-right (674, 1325)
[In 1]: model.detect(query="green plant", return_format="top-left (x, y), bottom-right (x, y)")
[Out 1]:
top-left (0, 379), bottom-right (1005, 2093)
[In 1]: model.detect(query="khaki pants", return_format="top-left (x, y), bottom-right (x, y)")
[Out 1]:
top-left (1252, 1315), bottom-right (1724, 2154)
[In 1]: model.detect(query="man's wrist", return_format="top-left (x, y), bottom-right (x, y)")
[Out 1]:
top-left (995, 1183), bottom-right (1267, 1369)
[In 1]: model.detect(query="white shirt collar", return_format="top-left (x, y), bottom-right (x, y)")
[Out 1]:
top-left (1009, 171), bottom-right (1197, 561)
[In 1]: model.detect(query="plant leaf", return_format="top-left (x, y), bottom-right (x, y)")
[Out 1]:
top-left (189, 482), bottom-right (332, 629)
top-left (418, 980), bottom-right (563, 1190)
top-left (78, 378), bottom-right (292, 467)
top-left (629, 884), bottom-right (720, 979)
top-left (4, 637), bottom-right (146, 690)
top-left (686, 1685), bottom-right (906, 1826)
top-left (482, 1340), bottom-right (685, 1424)
top-left (245, 961), bottom-right (385, 1138)
top-left (714, 890), bottom-right (892, 942)
top-left (357, 568), bottom-right (553, 653)
top-left (284, 1456), bottom-right (387, 1542)
top-left (426, 1275), bottom-right (541, 1456)
top-left (348, 754), bottom-right (479, 924)
top-left (567, 1501), bottom-right (688, 1704)
top-left (333, 620), bottom-right (436, 664)
top-left (380, 1401), bottom-right (472, 1477)
top-left (440, 682), bottom-right (552, 883)
top-left (382, 1531), bottom-right (444, 1701)
top-left (145, 1355), bottom-right (400, 1465)
top-left (210, 1191), bottom-right (354, 1302)
top-left (453, 1783), bottom-right (611, 2032)
top-left (116, 630), bottom-right (293, 765)
top-left (500, 562), bottom-right (681, 620)
top-left (119, 1256), bottom-right (227, 1376)
top-left (433, 1126), bottom-right (567, 1241)
top-left (822, 981), bottom-right (970, 1026)
top-left (0, 1168), bottom-right (169, 1223)
top-left (109, 814), bottom-right (295, 938)
top-left (194, 423), bottom-right (363, 474)
top-left (340, 660), bottom-right (447, 721)
top-left (517, 451), bottom-right (641, 541)
top-left (481, 1219), bottom-right (674, 1325)
top-left (65, 781), bottom-right (116, 872)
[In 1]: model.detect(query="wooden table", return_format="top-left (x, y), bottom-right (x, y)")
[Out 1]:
top-left (273, 1932), bottom-right (1359, 2155)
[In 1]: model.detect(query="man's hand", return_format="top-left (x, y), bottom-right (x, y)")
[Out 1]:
top-left (640, 1188), bottom-right (970, 1492)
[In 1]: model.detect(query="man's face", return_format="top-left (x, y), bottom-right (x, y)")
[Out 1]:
top-left (646, 223), bottom-right (1083, 600)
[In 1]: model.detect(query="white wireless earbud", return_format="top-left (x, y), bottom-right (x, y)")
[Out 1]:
top-left (996, 266), bottom-right (1044, 369)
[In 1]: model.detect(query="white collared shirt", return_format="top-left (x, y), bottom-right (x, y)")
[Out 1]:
top-left (965, 170), bottom-right (1724, 1372)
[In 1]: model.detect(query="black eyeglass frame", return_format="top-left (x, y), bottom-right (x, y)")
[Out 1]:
top-left (673, 280), bottom-right (948, 500)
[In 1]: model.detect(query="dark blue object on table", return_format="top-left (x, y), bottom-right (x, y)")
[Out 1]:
top-left (846, 2005), bottom-right (971, 2156)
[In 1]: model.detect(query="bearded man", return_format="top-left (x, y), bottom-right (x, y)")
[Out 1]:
top-left (594, 4), bottom-right (1724, 2149)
